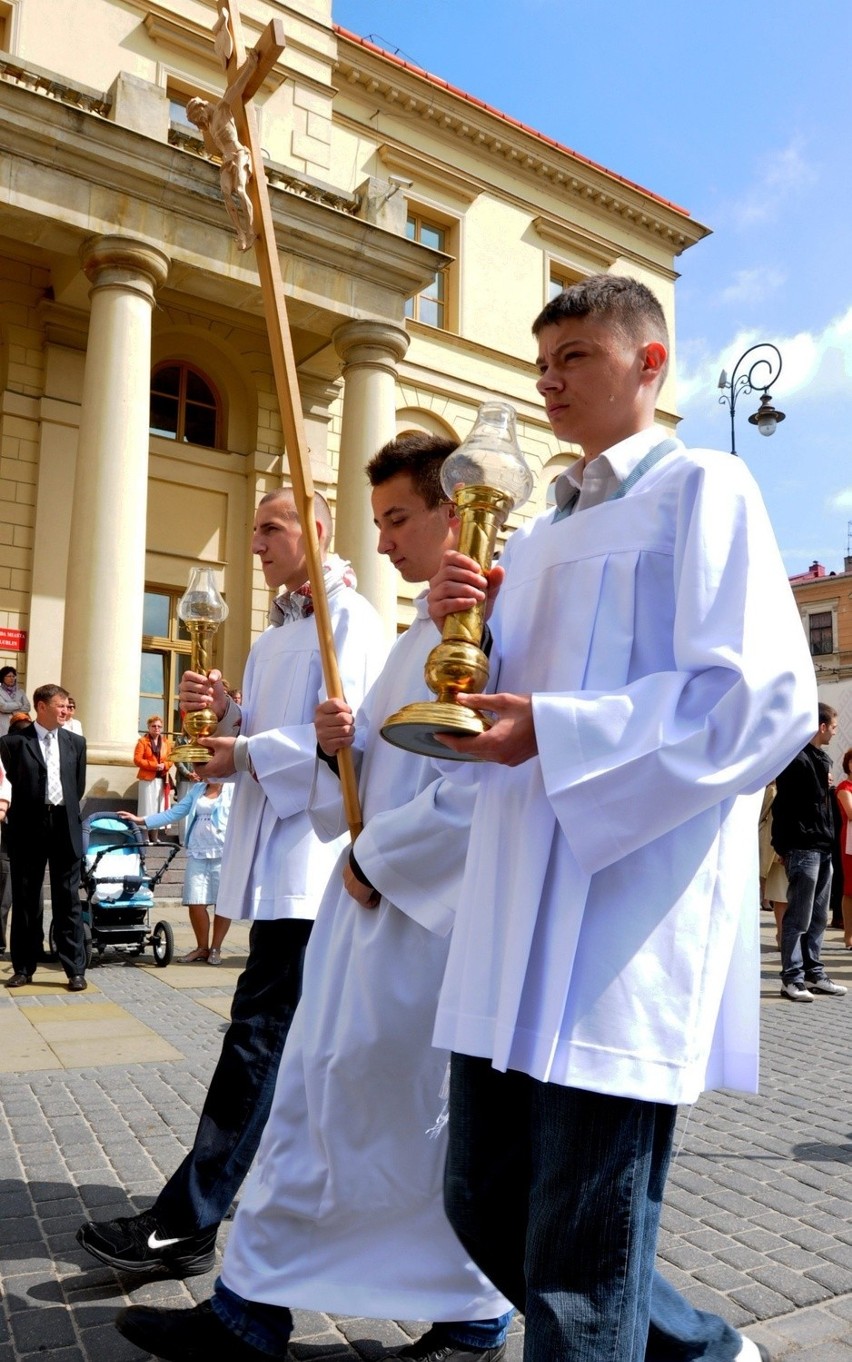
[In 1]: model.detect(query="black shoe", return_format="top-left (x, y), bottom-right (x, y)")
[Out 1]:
top-left (115, 1300), bottom-right (284, 1361)
top-left (5, 971), bottom-right (32, 988)
top-left (77, 1210), bottom-right (217, 1277)
top-left (67, 975), bottom-right (87, 992)
top-left (388, 1328), bottom-right (508, 1360)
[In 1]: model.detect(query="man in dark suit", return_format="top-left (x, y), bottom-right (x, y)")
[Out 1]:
top-left (0, 684), bottom-right (88, 991)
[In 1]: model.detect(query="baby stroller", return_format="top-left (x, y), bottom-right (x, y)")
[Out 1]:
top-left (50, 815), bottom-right (178, 967)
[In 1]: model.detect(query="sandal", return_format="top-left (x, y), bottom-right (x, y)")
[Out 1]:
top-left (180, 948), bottom-right (209, 963)
top-left (207, 948), bottom-right (221, 966)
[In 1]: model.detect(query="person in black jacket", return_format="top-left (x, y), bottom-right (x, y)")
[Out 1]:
top-left (0, 684), bottom-right (87, 991)
top-left (772, 701), bottom-right (847, 1002)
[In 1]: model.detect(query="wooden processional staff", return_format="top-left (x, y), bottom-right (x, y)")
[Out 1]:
top-left (192, 1), bottom-right (363, 836)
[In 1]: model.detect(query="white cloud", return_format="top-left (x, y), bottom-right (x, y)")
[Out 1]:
top-left (718, 267), bottom-right (787, 306)
top-left (730, 137), bottom-right (818, 228)
top-left (678, 304), bottom-right (852, 410)
top-left (827, 487), bottom-right (852, 511)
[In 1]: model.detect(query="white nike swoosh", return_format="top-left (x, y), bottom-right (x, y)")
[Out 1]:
top-left (147, 1232), bottom-right (186, 1249)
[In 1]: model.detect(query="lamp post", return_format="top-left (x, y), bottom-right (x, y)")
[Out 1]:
top-left (717, 342), bottom-right (785, 457)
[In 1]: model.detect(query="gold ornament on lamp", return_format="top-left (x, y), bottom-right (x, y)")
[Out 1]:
top-left (381, 400), bottom-right (534, 761)
top-left (174, 567), bottom-right (230, 763)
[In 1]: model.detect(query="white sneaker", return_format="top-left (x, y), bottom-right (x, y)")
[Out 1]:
top-left (806, 976), bottom-right (847, 996)
top-left (735, 1335), bottom-right (771, 1361)
top-left (780, 981), bottom-right (814, 1002)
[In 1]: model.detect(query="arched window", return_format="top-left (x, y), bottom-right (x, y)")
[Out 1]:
top-left (150, 363), bottom-right (221, 448)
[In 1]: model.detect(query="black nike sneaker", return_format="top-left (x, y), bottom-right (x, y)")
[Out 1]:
top-left (77, 1210), bottom-right (217, 1276)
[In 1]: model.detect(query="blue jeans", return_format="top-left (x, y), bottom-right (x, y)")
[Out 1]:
top-left (780, 847), bottom-right (832, 985)
top-left (154, 917), bottom-right (313, 1236)
top-left (444, 1055), bottom-right (742, 1362)
top-left (211, 1280), bottom-right (512, 1354)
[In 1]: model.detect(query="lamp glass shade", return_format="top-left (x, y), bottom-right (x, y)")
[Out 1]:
top-left (440, 401), bottom-right (534, 512)
top-left (757, 413), bottom-right (777, 436)
top-left (178, 567), bottom-right (229, 625)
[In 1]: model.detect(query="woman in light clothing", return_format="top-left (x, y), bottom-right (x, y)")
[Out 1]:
top-left (119, 780), bottom-right (234, 964)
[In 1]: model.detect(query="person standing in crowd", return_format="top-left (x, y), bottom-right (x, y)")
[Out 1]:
top-left (426, 274), bottom-right (815, 1362)
top-left (133, 716), bottom-right (173, 843)
top-left (78, 488), bottom-right (385, 1279)
top-left (0, 750), bottom-right (10, 956)
top-left (0, 685), bottom-right (88, 992)
top-left (118, 779), bottom-right (235, 964)
top-left (772, 702), bottom-right (847, 1002)
top-left (62, 697), bottom-right (83, 736)
top-left (832, 748), bottom-right (852, 950)
top-left (0, 667), bottom-right (30, 737)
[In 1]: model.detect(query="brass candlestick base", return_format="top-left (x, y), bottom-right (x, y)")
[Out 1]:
top-left (173, 701), bottom-right (219, 764)
top-left (381, 638), bottom-right (491, 760)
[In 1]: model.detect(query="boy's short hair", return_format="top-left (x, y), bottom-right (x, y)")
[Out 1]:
top-left (257, 487), bottom-right (333, 543)
top-left (532, 273), bottom-right (669, 383)
top-left (366, 432), bottom-right (459, 509)
top-left (819, 701), bottom-right (837, 727)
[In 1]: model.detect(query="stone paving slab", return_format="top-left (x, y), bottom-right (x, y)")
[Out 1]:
top-left (1, 915), bottom-right (852, 1358)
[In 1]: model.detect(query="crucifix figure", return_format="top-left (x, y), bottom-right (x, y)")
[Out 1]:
top-left (187, 8), bottom-right (280, 251)
top-left (187, 0), bottom-right (364, 836)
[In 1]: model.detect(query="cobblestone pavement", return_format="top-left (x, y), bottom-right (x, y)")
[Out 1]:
top-left (2, 911), bottom-right (852, 1360)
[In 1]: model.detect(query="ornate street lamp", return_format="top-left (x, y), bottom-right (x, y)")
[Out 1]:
top-left (717, 342), bottom-right (785, 457)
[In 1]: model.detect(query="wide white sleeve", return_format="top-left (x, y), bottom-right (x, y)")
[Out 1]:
top-left (307, 718), bottom-right (367, 844)
top-left (352, 774), bottom-right (477, 937)
top-left (534, 457), bottom-right (817, 877)
top-left (248, 601), bottom-right (388, 823)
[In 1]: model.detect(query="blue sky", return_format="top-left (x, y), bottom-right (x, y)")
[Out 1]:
top-left (333, 0), bottom-right (852, 572)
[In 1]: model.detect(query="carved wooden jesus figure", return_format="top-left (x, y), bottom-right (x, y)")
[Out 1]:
top-left (186, 49), bottom-right (260, 252)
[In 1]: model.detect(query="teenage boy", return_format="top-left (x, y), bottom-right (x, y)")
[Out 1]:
top-left (428, 275), bottom-right (816, 1362)
top-left (114, 436), bottom-right (512, 1362)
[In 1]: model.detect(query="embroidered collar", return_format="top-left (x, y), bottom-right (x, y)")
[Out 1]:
top-left (269, 554), bottom-right (357, 627)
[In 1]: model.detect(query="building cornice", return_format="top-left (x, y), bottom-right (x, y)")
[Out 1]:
top-left (333, 33), bottom-right (709, 257)
top-left (0, 77), bottom-right (445, 322)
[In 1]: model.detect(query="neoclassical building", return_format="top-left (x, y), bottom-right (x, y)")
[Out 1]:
top-left (0, 0), bottom-right (708, 794)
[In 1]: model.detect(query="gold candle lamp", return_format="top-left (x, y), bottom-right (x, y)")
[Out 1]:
top-left (175, 567), bottom-right (230, 763)
top-left (381, 400), bottom-right (534, 761)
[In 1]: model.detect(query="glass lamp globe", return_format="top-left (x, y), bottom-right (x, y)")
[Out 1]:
top-left (178, 567), bottom-right (229, 627)
top-left (440, 401), bottom-right (534, 514)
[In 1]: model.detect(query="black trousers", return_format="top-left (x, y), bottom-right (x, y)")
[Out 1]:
top-left (9, 806), bottom-right (85, 978)
top-left (153, 916), bottom-right (313, 1235)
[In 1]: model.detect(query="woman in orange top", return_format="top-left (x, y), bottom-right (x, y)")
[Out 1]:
top-left (133, 716), bottom-right (173, 843)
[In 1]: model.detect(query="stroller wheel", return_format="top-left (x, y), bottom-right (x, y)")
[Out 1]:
top-left (151, 920), bottom-right (174, 968)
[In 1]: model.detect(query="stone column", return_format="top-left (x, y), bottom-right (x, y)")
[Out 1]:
top-left (332, 320), bottom-right (409, 633)
top-left (62, 236), bottom-right (169, 769)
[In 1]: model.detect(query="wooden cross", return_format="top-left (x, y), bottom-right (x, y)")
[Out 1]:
top-left (203, 0), bottom-right (364, 837)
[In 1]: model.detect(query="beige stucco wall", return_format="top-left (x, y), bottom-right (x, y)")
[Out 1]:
top-left (0, 0), bottom-right (708, 793)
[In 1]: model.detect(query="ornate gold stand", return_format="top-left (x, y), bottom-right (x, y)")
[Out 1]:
top-left (381, 485), bottom-right (512, 760)
top-left (173, 619), bottom-right (221, 764)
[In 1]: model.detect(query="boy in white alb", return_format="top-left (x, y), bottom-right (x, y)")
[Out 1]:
top-left (428, 276), bottom-right (816, 1362)
top-left (115, 439), bottom-right (511, 1362)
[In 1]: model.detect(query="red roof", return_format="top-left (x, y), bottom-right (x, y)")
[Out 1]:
top-left (334, 25), bottom-right (691, 218)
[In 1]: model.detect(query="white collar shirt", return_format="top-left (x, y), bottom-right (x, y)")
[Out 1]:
top-left (553, 426), bottom-right (670, 514)
top-left (34, 721), bottom-right (64, 805)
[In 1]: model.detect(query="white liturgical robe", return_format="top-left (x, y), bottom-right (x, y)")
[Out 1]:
top-left (434, 433), bottom-right (817, 1106)
top-left (215, 576), bottom-right (386, 922)
top-left (219, 599), bottom-right (511, 1321)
